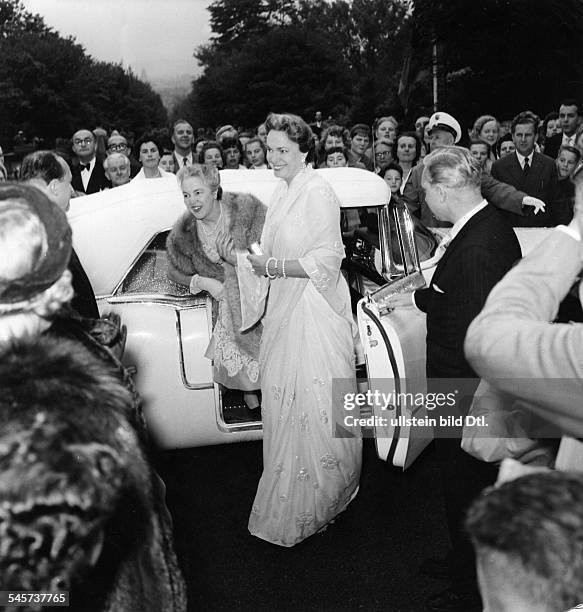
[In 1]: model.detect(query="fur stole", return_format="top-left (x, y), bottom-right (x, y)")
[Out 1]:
top-left (0, 335), bottom-right (186, 610)
top-left (166, 192), bottom-right (266, 354)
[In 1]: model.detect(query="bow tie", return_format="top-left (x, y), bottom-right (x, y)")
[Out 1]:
top-left (80, 163), bottom-right (91, 171)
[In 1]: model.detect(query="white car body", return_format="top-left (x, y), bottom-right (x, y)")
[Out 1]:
top-left (68, 168), bottom-right (390, 449)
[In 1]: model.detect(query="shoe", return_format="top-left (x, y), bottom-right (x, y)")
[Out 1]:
top-left (418, 557), bottom-right (453, 580)
top-left (425, 586), bottom-right (482, 612)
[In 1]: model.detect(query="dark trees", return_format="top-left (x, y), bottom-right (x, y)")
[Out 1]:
top-left (0, 0), bottom-right (167, 147)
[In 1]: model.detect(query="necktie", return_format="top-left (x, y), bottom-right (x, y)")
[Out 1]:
top-left (523, 158), bottom-right (530, 175)
top-left (183, 157), bottom-right (188, 166)
top-left (80, 163), bottom-right (90, 172)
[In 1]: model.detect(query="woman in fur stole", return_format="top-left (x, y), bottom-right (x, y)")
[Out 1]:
top-left (0, 183), bottom-right (186, 611)
top-left (167, 164), bottom-right (266, 410)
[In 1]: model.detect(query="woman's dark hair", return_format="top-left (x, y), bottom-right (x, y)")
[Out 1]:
top-left (494, 132), bottom-right (514, 157)
top-left (391, 132), bottom-right (422, 165)
top-left (317, 125), bottom-right (349, 166)
top-left (469, 139), bottom-right (492, 156)
top-left (221, 137), bottom-right (243, 155)
top-left (324, 146), bottom-right (348, 166)
top-left (198, 141), bottom-right (224, 164)
top-left (265, 113), bottom-right (314, 153)
top-left (135, 133), bottom-right (163, 157)
top-left (380, 161), bottom-right (403, 179)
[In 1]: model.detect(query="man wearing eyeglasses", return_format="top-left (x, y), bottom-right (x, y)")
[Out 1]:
top-left (106, 131), bottom-right (140, 178)
top-left (373, 139), bottom-right (393, 173)
top-left (71, 129), bottom-right (109, 195)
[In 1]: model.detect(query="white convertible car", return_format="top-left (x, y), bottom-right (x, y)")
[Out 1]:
top-left (69, 169), bottom-right (549, 469)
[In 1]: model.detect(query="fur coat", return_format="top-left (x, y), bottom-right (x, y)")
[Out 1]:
top-left (0, 335), bottom-right (186, 612)
top-left (166, 191), bottom-right (266, 357)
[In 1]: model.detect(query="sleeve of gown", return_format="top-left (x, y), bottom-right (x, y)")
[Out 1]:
top-left (235, 250), bottom-right (269, 332)
top-left (297, 183), bottom-right (345, 294)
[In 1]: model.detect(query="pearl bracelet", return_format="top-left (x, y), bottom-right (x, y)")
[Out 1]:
top-left (265, 257), bottom-right (277, 279)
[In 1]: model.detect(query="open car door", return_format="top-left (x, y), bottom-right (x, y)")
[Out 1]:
top-left (355, 200), bottom-right (434, 469)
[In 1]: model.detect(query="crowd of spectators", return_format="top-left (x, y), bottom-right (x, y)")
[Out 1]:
top-left (2, 99), bottom-right (581, 228)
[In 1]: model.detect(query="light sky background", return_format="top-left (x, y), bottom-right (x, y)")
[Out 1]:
top-left (21, 0), bottom-right (213, 81)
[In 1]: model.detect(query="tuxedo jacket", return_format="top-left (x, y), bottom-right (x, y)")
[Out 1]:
top-left (71, 159), bottom-right (109, 194)
top-left (466, 230), bottom-right (583, 437)
top-left (414, 205), bottom-right (521, 379)
top-left (402, 163), bottom-right (526, 228)
top-left (490, 151), bottom-right (564, 226)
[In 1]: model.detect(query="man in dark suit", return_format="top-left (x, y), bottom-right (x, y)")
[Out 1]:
top-left (402, 111), bottom-right (547, 228)
top-left (491, 110), bottom-right (564, 226)
top-left (544, 98), bottom-right (580, 159)
top-left (171, 119), bottom-right (195, 171)
top-left (388, 146), bottom-right (522, 612)
top-left (70, 129), bottom-right (109, 195)
top-left (20, 150), bottom-right (99, 319)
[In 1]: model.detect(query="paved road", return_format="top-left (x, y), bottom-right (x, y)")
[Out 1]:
top-left (155, 438), bottom-right (450, 612)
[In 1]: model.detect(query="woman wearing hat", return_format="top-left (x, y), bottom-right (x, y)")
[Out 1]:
top-left (0, 183), bottom-right (186, 610)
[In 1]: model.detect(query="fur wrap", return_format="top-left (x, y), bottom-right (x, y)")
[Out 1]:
top-left (166, 191), bottom-right (266, 357)
top-left (0, 335), bottom-right (186, 612)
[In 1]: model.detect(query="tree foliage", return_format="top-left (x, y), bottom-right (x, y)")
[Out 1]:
top-left (409, 0), bottom-right (583, 127)
top-left (179, 0), bottom-right (412, 128)
top-left (0, 0), bottom-right (167, 148)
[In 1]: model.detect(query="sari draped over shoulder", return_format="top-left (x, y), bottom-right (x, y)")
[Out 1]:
top-left (238, 166), bottom-right (362, 547)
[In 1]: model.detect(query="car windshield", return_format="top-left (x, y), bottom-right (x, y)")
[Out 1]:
top-left (119, 231), bottom-right (190, 297)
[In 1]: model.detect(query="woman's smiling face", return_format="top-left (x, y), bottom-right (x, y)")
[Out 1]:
top-left (266, 130), bottom-right (303, 183)
top-left (181, 176), bottom-right (214, 220)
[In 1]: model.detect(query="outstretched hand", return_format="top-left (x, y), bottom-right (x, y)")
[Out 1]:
top-left (523, 196), bottom-right (546, 215)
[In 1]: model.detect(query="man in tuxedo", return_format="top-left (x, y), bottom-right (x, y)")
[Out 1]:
top-left (491, 110), bottom-right (564, 226)
top-left (171, 119), bottom-right (195, 171)
top-left (20, 150), bottom-right (99, 319)
top-left (544, 99), bottom-right (581, 159)
top-left (466, 163), bottom-right (583, 438)
top-left (402, 111), bottom-right (546, 228)
top-left (389, 146), bottom-right (522, 611)
top-left (70, 129), bottom-right (109, 195)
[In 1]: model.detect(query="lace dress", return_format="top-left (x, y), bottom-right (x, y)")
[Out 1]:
top-left (199, 217), bottom-right (260, 391)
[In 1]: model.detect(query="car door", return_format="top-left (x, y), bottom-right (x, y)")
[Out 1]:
top-left (99, 230), bottom-right (262, 449)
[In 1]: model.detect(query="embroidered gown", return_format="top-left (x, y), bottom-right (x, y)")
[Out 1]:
top-left (238, 166), bottom-right (362, 546)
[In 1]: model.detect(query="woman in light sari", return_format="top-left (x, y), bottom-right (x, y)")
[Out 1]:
top-left (235, 113), bottom-right (362, 547)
